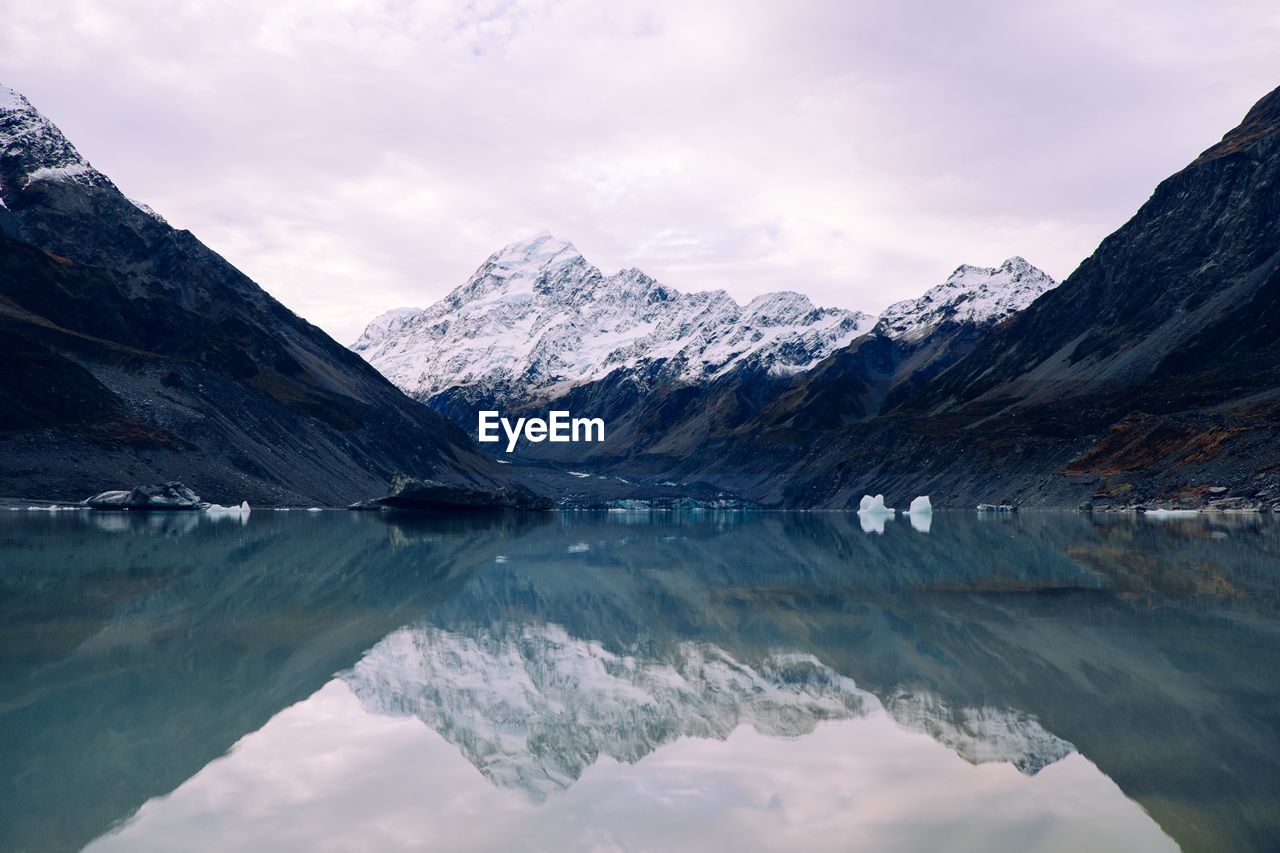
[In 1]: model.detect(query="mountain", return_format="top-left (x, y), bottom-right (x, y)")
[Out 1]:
top-left (745, 258), bottom-right (1057, 434)
top-left (0, 85), bottom-right (525, 506)
top-left (874, 257), bottom-right (1056, 342)
top-left (353, 231), bottom-right (873, 404)
top-left (352, 234), bottom-right (1058, 475)
top-left (723, 84), bottom-right (1280, 508)
top-left (351, 231), bottom-right (872, 428)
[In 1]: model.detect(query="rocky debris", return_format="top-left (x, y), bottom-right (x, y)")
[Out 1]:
top-left (83, 481), bottom-right (207, 510)
top-left (1205, 496), bottom-right (1264, 513)
top-left (349, 474), bottom-right (552, 512)
top-left (977, 504), bottom-right (1018, 513)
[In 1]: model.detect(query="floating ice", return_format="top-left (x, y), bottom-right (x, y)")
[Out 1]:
top-left (1143, 508), bottom-right (1199, 519)
top-left (206, 500), bottom-right (251, 518)
top-left (857, 494), bottom-right (894, 515)
top-left (908, 512), bottom-right (933, 533)
top-left (906, 496), bottom-right (932, 515)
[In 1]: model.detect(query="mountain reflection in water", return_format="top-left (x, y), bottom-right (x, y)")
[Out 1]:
top-left (2, 510), bottom-right (1278, 852)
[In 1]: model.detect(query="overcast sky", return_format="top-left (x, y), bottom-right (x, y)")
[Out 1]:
top-left (2, 1), bottom-right (1278, 343)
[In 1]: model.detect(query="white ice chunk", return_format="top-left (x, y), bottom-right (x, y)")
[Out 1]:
top-left (1143, 508), bottom-right (1199, 519)
top-left (857, 494), bottom-right (894, 515)
top-left (908, 512), bottom-right (933, 533)
top-left (211, 500), bottom-right (249, 513)
top-left (906, 495), bottom-right (932, 515)
top-left (206, 501), bottom-right (251, 518)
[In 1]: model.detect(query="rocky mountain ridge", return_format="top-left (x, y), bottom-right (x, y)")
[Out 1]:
top-left (708, 84), bottom-right (1280, 509)
top-left (874, 256), bottom-right (1056, 341)
top-left (352, 231), bottom-right (875, 407)
top-left (353, 233), bottom-right (1056, 477)
top-left (0, 84), bottom-right (522, 506)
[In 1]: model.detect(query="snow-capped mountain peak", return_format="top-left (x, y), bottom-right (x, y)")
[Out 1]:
top-left (352, 234), bottom-right (874, 404)
top-left (0, 85), bottom-right (162, 223)
top-left (874, 257), bottom-right (1057, 342)
top-left (0, 85), bottom-right (100, 190)
top-left (495, 229), bottom-right (581, 269)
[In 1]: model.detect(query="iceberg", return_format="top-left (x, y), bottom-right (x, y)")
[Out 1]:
top-left (205, 500), bottom-right (251, 518)
top-left (906, 496), bottom-right (932, 515)
top-left (83, 481), bottom-right (206, 511)
top-left (1143, 508), bottom-right (1199, 520)
top-left (857, 494), bottom-right (894, 515)
top-left (856, 494), bottom-right (895, 533)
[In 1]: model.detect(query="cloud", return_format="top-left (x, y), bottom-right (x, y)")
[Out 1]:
top-left (85, 678), bottom-right (1176, 852)
top-left (1, 0), bottom-right (1278, 343)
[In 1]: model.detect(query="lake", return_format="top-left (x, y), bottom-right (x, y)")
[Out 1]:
top-left (3, 509), bottom-right (1279, 852)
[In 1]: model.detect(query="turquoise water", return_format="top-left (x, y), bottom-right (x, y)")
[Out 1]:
top-left (3, 510), bottom-right (1279, 852)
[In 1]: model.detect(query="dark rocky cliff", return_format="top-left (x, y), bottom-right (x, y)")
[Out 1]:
top-left (689, 85), bottom-right (1280, 508)
top-left (0, 89), bottom-right (522, 506)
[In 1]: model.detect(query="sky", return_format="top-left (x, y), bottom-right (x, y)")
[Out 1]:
top-left (87, 677), bottom-right (1175, 853)
top-left (1, 0), bottom-right (1278, 344)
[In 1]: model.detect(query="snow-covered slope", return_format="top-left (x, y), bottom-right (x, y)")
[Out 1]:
top-left (0, 86), bottom-right (105, 192)
top-left (344, 621), bottom-right (1074, 800)
top-left (356, 306), bottom-right (421, 349)
top-left (351, 232), bottom-right (873, 403)
top-left (875, 257), bottom-right (1057, 342)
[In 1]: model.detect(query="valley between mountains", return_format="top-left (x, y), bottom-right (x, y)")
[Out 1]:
top-left (4, 83), bottom-right (1280, 510)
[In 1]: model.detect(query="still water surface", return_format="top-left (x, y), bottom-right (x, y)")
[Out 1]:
top-left (3, 510), bottom-right (1279, 852)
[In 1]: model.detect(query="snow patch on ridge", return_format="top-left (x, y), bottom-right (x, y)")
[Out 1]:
top-left (0, 84), bottom-right (119, 200)
top-left (876, 257), bottom-right (1057, 342)
top-left (1, 86), bottom-right (96, 185)
top-left (0, 85), bottom-right (31, 113)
